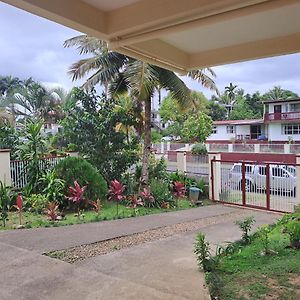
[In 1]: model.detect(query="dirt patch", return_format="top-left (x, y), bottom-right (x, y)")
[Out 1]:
top-left (45, 209), bottom-right (248, 263)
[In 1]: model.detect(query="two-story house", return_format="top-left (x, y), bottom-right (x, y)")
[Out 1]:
top-left (207, 98), bottom-right (300, 143)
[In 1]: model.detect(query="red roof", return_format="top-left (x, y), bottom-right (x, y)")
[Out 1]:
top-left (213, 119), bottom-right (264, 125)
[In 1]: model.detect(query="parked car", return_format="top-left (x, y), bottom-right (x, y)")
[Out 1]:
top-left (229, 163), bottom-right (296, 196)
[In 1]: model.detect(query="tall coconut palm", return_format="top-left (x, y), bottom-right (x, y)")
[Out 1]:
top-left (64, 35), bottom-right (218, 186)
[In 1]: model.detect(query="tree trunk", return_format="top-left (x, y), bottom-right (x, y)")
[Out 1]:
top-left (141, 96), bottom-right (152, 188)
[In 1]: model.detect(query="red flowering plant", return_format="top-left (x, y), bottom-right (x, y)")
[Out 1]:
top-left (127, 195), bottom-right (144, 216)
top-left (108, 179), bottom-right (125, 216)
top-left (172, 181), bottom-right (186, 207)
top-left (46, 202), bottom-right (59, 222)
top-left (140, 188), bottom-right (155, 208)
top-left (66, 180), bottom-right (87, 219)
top-left (13, 193), bottom-right (23, 226)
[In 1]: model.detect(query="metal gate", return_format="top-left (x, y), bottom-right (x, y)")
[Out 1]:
top-left (210, 158), bottom-right (299, 213)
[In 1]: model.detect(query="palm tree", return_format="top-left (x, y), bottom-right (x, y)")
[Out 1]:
top-left (64, 35), bottom-right (218, 186)
top-left (224, 83), bottom-right (238, 117)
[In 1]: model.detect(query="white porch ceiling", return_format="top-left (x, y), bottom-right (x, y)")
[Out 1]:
top-left (2, 0), bottom-right (300, 73)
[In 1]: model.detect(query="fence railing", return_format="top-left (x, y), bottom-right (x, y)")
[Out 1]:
top-left (10, 155), bottom-right (66, 189)
top-left (152, 142), bottom-right (300, 154)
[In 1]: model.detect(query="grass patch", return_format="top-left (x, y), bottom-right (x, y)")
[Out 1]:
top-left (215, 224), bottom-right (300, 300)
top-left (0, 198), bottom-right (214, 230)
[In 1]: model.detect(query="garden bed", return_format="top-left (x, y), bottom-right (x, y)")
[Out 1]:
top-left (196, 213), bottom-right (300, 300)
top-left (1, 199), bottom-right (214, 230)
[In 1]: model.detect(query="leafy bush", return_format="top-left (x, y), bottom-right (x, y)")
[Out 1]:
top-left (191, 143), bottom-right (208, 155)
top-left (0, 181), bottom-right (11, 227)
top-left (150, 178), bottom-right (173, 208)
top-left (24, 194), bottom-right (48, 213)
top-left (194, 232), bottom-right (211, 271)
top-left (55, 157), bottom-right (107, 207)
top-left (39, 170), bottom-right (65, 205)
top-left (235, 216), bottom-right (256, 244)
top-left (286, 219), bottom-right (300, 248)
top-left (135, 156), bottom-right (168, 182)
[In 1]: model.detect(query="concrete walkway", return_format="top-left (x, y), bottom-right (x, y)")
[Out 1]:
top-left (0, 205), bottom-right (280, 300)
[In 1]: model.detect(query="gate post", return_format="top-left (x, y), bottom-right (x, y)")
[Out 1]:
top-left (296, 156), bottom-right (300, 211)
top-left (177, 151), bottom-right (187, 174)
top-left (208, 153), bottom-right (221, 201)
top-left (0, 149), bottom-right (11, 186)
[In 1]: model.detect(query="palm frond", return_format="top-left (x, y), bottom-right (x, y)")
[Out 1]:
top-left (188, 69), bottom-right (219, 95)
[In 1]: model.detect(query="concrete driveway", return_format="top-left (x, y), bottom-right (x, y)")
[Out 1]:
top-left (0, 205), bottom-right (280, 300)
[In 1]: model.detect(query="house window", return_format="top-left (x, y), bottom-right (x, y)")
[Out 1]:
top-left (212, 126), bottom-right (217, 134)
top-left (290, 103), bottom-right (300, 112)
top-left (282, 124), bottom-right (300, 135)
top-left (226, 125), bottom-right (235, 134)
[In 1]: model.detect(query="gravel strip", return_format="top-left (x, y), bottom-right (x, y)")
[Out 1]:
top-left (46, 209), bottom-right (249, 264)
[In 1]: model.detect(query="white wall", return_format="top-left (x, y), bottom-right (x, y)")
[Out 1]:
top-left (207, 125), bottom-right (235, 141)
top-left (268, 123), bottom-right (300, 141)
top-left (236, 125), bottom-right (250, 135)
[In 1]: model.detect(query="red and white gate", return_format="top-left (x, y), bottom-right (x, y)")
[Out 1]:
top-left (210, 157), bottom-right (300, 213)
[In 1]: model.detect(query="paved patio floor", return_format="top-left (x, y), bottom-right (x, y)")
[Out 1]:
top-left (0, 205), bottom-right (280, 300)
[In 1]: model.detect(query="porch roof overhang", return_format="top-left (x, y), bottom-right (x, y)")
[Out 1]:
top-left (2, 0), bottom-right (300, 73)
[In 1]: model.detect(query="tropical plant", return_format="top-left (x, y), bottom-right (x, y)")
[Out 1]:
top-left (13, 193), bottom-right (23, 226)
top-left (24, 194), bottom-right (48, 213)
top-left (140, 188), bottom-right (155, 207)
top-left (60, 88), bottom-right (139, 181)
top-left (64, 35), bottom-right (218, 187)
top-left (0, 181), bottom-right (11, 227)
top-left (0, 124), bottom-right (19, 157)
top-left (89, 199), bottom-right (102, 216)
top-left (173, 181), bottom-right (186, 198)
top-left (17, 119), bottom-right (47, 192)
top-left (46, 202), bottom-right (59, 222)
top-left (194, 232), bottom-right (211, 272)
top-left (150, 178), bottom-right (173, 208)
top-left (108, 179), bottom-right (125, 216)
top-left (39, 170), bottom-right (65, 205)
top-left (235, 216), bottom-right (256, 244)
top-left (55, 156), bottom-right (107, 206)
top-left (66, 181), bottom-right (87, 218)
top-left (127, 195), bottom-right (143, 216)
top-left (259, 225), bottom-right (272, 255)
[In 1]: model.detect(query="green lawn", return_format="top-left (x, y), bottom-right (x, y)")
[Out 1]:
top-left (1, 199), bottom-right (214, 230)
top-left (215, 224), bottom-right (300, 300)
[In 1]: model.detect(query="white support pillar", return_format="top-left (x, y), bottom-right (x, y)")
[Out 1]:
top-left (284, 144), bottom-right (291, 154)
top-left (228, 144), bottom-right (233, 152)
top-left (185, 143), bottom-right (189, 151)
top-left (208, 153), bottom-right (221, 201)
top-left (177, 151), bottom-right (187, 174)
top-left (254, 144), bottom-right (260, 153)
top-left (160, 141), bottom-right (164, 154)
top-left (167, 142), bottom-right (171, 151)
top-left (0, 149), bottom-right (11, 186)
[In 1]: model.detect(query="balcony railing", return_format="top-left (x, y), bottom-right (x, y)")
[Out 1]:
top-left (265, 111), bottom-right (300, 121)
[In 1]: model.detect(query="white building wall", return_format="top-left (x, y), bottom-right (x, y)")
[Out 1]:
top-left (207, 125), bottom-right (235, 141)
top-left (236, 125), bottom-right (250, 136)
top-left (268, 123), bottom-right (300, 142)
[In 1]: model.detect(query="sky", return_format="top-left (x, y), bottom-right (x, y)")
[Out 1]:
top-left (1, 1), bottom-right (300, 100)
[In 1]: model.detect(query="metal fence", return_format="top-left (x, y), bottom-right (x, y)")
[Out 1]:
top-left (10, 155), bottom-right (66, 189)
top-left (211, 158), bottom-right (299, 213)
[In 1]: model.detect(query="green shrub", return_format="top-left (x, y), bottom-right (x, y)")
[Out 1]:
top-left (135, 156), bottom-right (168, 183)
top-left (55, 157), bottom-right (107, 207)
top-left (24, 194), bottom-right (48, 213)
top-left (286, 219), bottom-right (300, 248)
top-left (235, 216), bottom-right (256, 244)
top-left (191, 143), bottom-right (208, 155)
top-left (150, 178), bottom-right (173, 208)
